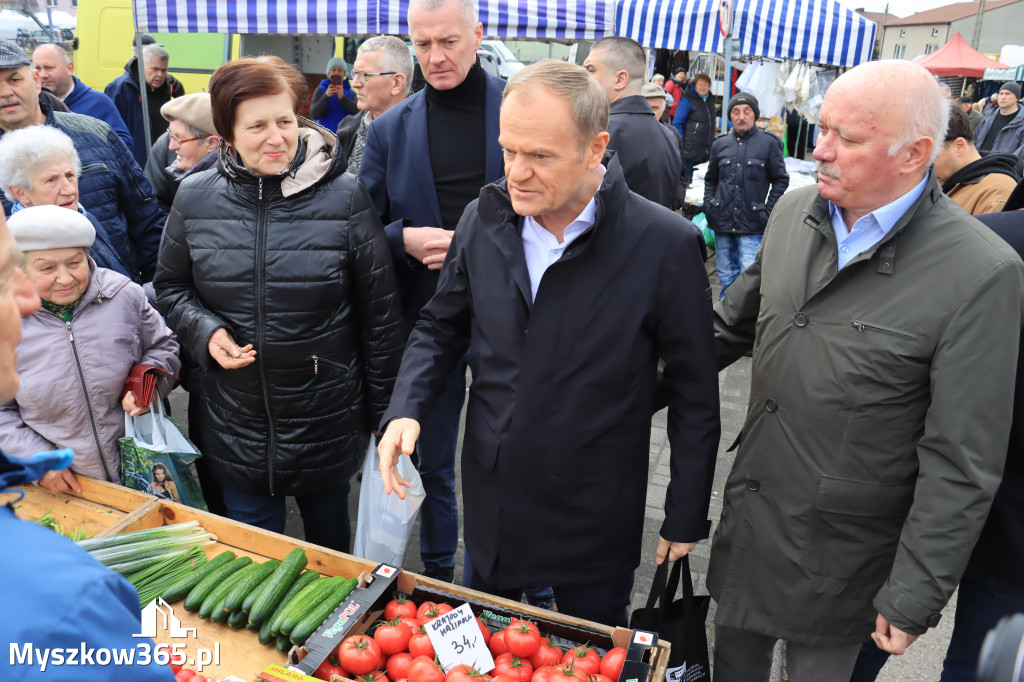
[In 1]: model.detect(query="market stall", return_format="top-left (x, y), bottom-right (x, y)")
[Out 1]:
top-left (12, 477), bottom-right (670, 682)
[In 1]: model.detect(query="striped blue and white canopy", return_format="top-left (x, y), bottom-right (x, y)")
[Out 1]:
top-left (615, 0), bottom-right (876, 68)
top-left (132, 0), bottom-right (614, 40)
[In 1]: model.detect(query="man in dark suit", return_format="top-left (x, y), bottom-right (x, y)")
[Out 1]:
top-left (377, 60), bottom-right (720, 626)
top-left (583, 36), bottom-right (683, 210)
top-left (360, 0), bottom-right (505, 583)
top-left (337, 35), bottom-right (413, 175)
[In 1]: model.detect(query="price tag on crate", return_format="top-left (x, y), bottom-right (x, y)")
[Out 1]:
top-left (424, 603), bottom-right (495, 673)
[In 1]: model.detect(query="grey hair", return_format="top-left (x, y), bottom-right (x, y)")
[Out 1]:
top-left (408, 0), bottom-right (478, 29)
top-left (503, 59), bottom-right (608, 152)
top-left (358, 35), bottom-right (415, 94)
top-left (888, 82), bottom-right (950, 165)
top-left (168, 120), bottom-right (209, 140)
top-left (143, 44), bottom-right (169, 63)
top-left (589, 36), bottom-right (647, 83)
top-left (0, 126), bottom-right (82, 202)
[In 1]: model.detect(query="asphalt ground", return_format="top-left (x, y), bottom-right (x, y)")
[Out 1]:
top-left (168, 252), bottom-right (958, 681)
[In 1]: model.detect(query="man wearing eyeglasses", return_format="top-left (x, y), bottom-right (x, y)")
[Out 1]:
top-left (338, 36), bottom-right (414, 175)
top-left (361, 0), bottom-right (505, 585)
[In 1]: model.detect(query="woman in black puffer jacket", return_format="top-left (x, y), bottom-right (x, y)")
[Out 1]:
top-left (154, 59), bottom-right (404, 552)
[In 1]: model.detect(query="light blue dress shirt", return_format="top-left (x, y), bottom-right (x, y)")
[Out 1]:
top-left (829, 172), bottom-right (930, 269)
top-left (521, 198), bottom-right (597, 302)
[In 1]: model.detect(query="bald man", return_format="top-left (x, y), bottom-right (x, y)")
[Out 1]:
top-left (709, 59), bottom-right (1024, 680)
top-left (32, 43), bottom-right (133, 150)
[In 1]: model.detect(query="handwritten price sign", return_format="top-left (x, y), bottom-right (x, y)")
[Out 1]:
top-left (424, 603), bottom-right (496, 673)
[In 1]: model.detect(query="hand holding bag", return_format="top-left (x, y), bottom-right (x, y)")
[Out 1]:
top-left (353, 439), bottom-right (425, 565)
top-left (629, 556), bottom-right (711, 682)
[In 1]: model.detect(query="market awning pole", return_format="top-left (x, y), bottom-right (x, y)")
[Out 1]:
top-left (132, 0), bottom-right (153, 165)
top-left (720, 0), bottom-right (734, 135)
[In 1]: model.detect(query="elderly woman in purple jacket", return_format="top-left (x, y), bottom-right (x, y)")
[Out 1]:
top-left (0, 206), bottom-right (179, 494)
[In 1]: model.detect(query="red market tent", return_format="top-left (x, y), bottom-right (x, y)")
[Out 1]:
top-left (917, 31), bottom-right (1009, 77)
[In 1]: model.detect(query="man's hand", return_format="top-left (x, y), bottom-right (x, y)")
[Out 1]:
top-left (326, 84), bottom-right (341, 98)
top-left (656, 536), bottom-right (697, 564)
top-left (871, 614), bottom-right (919, 655)
top-left (38, 469), bottom-right (82, 495)
top-left (404, 227), bottom-right (454, 270)
top-left (378, 418), bottom-right (421, 499)
top-left (208, 328), bottom-right (257, 370)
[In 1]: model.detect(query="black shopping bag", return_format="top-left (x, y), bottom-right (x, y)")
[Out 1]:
top-left (629, 556), bottom-right (711, 682)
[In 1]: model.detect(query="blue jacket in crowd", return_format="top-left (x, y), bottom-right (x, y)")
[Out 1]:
top-left (62, 75), bottom-right (133, 151)
top-left (704, 126), bottom-right (789, 235)
top-left (311, 78), bottom-right (357, 133)
top-left (0, 99), bottom-right (166, 282)
top-left (975, 105), bottom-right (1024, 166)
top-left (0, 451), bottom-right (174, 682)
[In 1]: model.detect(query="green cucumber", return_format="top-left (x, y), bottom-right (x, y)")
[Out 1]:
top-left (290, 577), bottom-right (359, 645)
top-left (162, 551), bottom-right (235, 603)
top-left (276, 634), bottom-right (291, 654)
top-left (248, 548), bottom-right (307, 626)
top-left (224, 560), bottom-right (280, 613)
top-left (227, 608), bottom-right (249, 628)
top-left (266, 570), bottom-right (321, 638)
top-left (199, 562), bottom-right (253, 620)
top-left (243, 562), bottom-right (291, 614)
top-left (184, 555), bottom-right (251, 612)
top-left (278, 576), bottom-right (334, 637)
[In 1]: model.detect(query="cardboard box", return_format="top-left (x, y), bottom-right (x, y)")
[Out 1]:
top-left (3, 475), bottom-right (157, 538)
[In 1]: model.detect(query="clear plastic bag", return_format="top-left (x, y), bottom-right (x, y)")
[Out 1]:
top-left (353, 439), bottom-right (425, 565)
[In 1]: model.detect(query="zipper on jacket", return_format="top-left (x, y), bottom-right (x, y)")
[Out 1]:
top-left (56, 315), bottom-right (112, 481)
top-left (255, 178), bottom-right (278, 495)
top-left (311, 355), bottom-right (349, 375)
top-left (851, 320), bottom-right (917, 339)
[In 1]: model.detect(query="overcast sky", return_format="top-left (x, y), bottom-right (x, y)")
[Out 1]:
top-left (848, 0), bottom-right (964, 18)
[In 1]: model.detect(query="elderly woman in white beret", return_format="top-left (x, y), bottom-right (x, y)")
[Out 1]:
top-left (145, 93), bottom-right (222, 214)
top-left (0, 126), bottom-right (131, 278)
top-left (0, 206), bottom-right (179, 494)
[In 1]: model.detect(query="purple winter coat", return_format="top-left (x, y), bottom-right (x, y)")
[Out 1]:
top-left (0, 265), bottom-right (179, 482)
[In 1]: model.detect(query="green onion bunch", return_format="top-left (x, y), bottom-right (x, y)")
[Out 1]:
top-left (127, 545), bottom-right (208, 608)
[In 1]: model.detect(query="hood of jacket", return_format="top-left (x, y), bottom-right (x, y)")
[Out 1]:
top-left (943, 152), bottom-right (1021, 193)
top-left (219, 118), bottom-right (341, 197)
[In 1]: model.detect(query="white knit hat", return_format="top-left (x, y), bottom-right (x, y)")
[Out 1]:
top-left (8, 205), bottom-right (95, 252)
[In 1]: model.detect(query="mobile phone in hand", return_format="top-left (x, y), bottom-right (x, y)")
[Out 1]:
top-left (330, 74), bottom-right (343, 87)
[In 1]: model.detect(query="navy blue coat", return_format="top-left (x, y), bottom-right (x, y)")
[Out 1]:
top-left (382, 153), bottom-right (720, 588)
top-left (704, 126), bottom-right (789, 235)
top-left (360, 73), bottom-right (505, 336)
top-left (63, 76), bottom-right (133, 151)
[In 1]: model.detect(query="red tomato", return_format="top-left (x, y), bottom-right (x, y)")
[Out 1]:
top-left (341, 635), bottom-right (384, 675)
top-left (188, 676), bottom-right (208, 682)
top-left (489, 630), bottom-right (508, 657)
top-left (493, 653), bottom-right (534, 682)
top-left (547, 665), bottom-right (586, 682)
top-left (588, 674), bottom-right (613, 682)
top-left (385, 596), bottom-right (419, 622)
top-left (477, 617), bottom-right (492, 645)
top-left (387, 652), bottom-right (415, 681)
top-left (375, 619), bottom-right (414, 655)
top-left (409, 629), bottom-right (435, 658)
top-left (491, 675), bottom-right (519, 682)
top-left (358, 672), bottom-right (390, 682)
top-left (416, 601), bottom-right (441, 619)
top-left (446, 664), bottom-right (484, 682)
top-left (531, 666), bottom-right (554, 682)
top-left (599, 648), bottom-right (626, 682)
top-left (175, 671), bottom-right (196, 682)
top-left (528, 638), bottom-right (562, 669)
top-left (561, 647), bottom-right (600, 676)
top-left (398, 614), bottom-right (422, 628)
top-left (169, 662), bottom-right (183, 674)
top-left (504, 621), bottom-right (541, 658)
top-left (314, 654), bottom-right (348, 681)
top-left (408, 656), bottom-right (446, 682)
top-left (435, 604), bottom-right (454, 616)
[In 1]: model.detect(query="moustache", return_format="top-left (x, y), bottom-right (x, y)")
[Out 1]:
top-left (815, 162), bottom-right (839, 180)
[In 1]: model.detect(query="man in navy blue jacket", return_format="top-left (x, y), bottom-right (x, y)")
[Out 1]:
top-left (361, 0), bottom-right (505, 584)
top-left (31, 43), bottom-right (133, 150)
top-left (0, 41), bottom-right (164, 282)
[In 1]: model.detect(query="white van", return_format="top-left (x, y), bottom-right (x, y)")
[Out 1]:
top-left (478, 40), bottom-right (525, 79)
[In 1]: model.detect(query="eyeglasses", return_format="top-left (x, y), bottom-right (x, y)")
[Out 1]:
top-left (350, 71), bottom-right (397, 82)
top-left (169, 134), bottom-right (209, 145)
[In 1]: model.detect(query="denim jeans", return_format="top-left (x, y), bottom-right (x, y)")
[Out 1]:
top-left (847, 570), bottom-right (1024, 682)
top-left (715, 232), bottom-right (763, 298)
top-left (416, 361), bottom-right (467, 579)
top-left (221, 480), bottom-right (352, 553)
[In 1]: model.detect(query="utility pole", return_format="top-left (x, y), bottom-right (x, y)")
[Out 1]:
top-left (970, 0), bottom-right (986, 50)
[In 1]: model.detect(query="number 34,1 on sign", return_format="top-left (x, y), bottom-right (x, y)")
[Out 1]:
top-left (424, 603), bottom-right (496, 673)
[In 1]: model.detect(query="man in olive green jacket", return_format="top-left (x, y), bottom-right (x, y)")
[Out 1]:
top-left (710, 59), bottom-right (1024, 681)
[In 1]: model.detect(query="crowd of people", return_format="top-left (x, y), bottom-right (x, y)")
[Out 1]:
top-left (0, 0), bottom-right (1022, 679)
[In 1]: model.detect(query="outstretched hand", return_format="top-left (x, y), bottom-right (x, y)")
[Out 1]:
top-left (208, 328), bottom-right (256, 370)
top-left (377, 418), bottom-right (421, 499)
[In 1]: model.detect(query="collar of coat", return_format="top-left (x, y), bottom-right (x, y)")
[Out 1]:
top-left (799, 173), bottom-right (945, 276)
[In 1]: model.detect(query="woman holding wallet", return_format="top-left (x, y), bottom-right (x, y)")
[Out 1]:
top-left (0, 206), bottom-right (179, 493)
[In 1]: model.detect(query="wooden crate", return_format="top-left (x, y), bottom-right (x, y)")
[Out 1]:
top-left (3, 475), bottom-right (158, 539)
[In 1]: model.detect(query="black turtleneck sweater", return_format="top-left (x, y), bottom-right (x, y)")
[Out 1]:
top-left (426, 62), bottom-right (488, 231)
